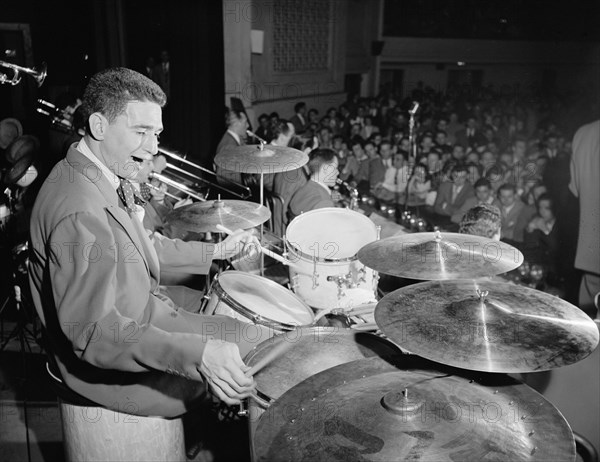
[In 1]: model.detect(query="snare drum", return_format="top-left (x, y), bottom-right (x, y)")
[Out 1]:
top-left (285, 208), bottom-right (379, 309)
top-left (203, 271), bottom-right (314, 341)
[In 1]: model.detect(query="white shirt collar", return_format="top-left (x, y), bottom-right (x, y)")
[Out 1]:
top-left (76, 138), bottom-right (145, 220)
top-left (227, 129), bottom-right (241, 145)
top-left (76, 138), bottom-right (120, 191)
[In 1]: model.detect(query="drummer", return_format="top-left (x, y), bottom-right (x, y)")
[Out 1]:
top-left (288, 148), bottom-right (339, 220)
top-left (29, 68), bottom-right (260, 418)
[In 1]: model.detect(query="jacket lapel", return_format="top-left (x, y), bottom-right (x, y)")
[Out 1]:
top-left (65, 146), bottom-right (155, 280)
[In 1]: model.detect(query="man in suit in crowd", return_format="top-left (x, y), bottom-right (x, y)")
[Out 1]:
top-left (451, 177), bottom-right (501, 224)
top-left (214, 106), bottom-right (248, 186)
top-left (433, 164), bottom-right (474, 217)
top-left (290, 102), bottom-right (308, 135)
top-left (288, 149), bottom-right (338, 220)
top-left (497, 182), bottom-right (536, 244)
top-left (455, 116), bottom-right (486, 150)
top-left (368, 140), bottom-right (392, 187)
top-left (28, 68), bottom-right (259, 417)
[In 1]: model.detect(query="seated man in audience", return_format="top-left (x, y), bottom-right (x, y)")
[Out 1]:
top-left (372, 151), bottom-right (410, 203)
top-left (368, 140), bottom-right (392, 187)
top-left (451, 177), bottom-right (501, 224)
top-left (433, 164), bottom-right (474, 218)
top-left (340, 137), bottom-right (371, 193)
top-left (497, 182), bottom-right (536, 245)
top-left (288, 149), bottom-right (339, 219)
top-left (290, 101), bottom-right (308, 135)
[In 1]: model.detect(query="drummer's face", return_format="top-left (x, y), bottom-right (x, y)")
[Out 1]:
top-left (99, 101), bottom-right (163, 180)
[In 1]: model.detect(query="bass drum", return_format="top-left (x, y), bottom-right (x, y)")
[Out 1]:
top-left (285, 208), bottom-right (379, 310)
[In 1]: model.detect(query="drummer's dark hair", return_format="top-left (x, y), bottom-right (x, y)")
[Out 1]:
top-left (459, 203), bottom-right (501, 239)
top-left (307, 148), bottom-right (337, 175)
top-left (82, 67), bottom-right (166, 127)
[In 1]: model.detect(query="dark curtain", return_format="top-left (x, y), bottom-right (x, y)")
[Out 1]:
top-left (121, 0), bottom-right (225, 168)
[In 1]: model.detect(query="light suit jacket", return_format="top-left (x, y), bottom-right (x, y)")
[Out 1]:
top-left (29, 145), bottom-right (255, 417)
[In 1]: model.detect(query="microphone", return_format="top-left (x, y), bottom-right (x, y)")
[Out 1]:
top-left (408, 101), bottom-right (420, 115)
top-left (336, 178), bottom-right (351, 189)
top-left (246, 130), bottom-right (267, 145)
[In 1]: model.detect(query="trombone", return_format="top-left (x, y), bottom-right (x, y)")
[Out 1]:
top-left (0, 60), bottom-right (47, 87)
top-left (156, 147), bottom-right (251, 200)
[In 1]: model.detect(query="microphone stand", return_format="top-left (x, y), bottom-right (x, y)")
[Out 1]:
top-left (402, 105), bottom-right (419, 214)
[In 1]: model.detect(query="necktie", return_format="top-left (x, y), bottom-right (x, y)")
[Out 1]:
top-left (117, 178), bottom-right (145, 214)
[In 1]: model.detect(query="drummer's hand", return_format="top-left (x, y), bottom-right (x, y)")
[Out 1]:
top-left (216, 229), bottom-right (260, 260)
top-left (200, 339), bottom-right (255, 405)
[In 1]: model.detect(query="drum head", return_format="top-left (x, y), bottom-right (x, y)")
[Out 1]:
top-left (217, 271), bottom-right (314, 326)
top-left (286, 208), bottom-right (377, 260)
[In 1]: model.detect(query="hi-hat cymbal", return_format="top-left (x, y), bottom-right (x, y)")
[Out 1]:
top-left (214, 144), bottom-right (308, 174)
top-left (165, 199), bottom-right (270, 232)
top-left (375, 279), bottom-right (600, 373)
top-left (254, 356), bottom-right (575, 462)
top-left (358, 231), bottom-right (523, 279)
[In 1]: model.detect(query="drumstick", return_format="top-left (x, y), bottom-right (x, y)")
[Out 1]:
top-left (246, 339), bottom-right (295, 377)
top-left (215, 224), bottom-right (293, 266)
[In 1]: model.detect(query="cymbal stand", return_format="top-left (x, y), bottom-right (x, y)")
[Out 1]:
top-left (0, 251), bottom-right (37, 462)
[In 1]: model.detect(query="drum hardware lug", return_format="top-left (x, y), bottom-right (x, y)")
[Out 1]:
top-left (312, 258), bottom-right (320, 289)
top-left (327, 274), bottom-right (352, 299)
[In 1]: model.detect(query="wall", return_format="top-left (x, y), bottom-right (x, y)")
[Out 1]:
top-left (379, 37), bottom-right (600, 97)
top-left (223, 0), bottom-right (350, 125)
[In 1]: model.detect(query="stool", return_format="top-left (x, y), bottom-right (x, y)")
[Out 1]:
top-left (59, 400), bottom-right (185, 461)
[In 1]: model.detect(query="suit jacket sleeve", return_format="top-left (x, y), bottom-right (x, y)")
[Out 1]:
top-left (151, 231), bottom-right (214, 274)
top-left (433, 183), bottom-right (451, 215)
top-left (48, 212), bottom-right (213, 381)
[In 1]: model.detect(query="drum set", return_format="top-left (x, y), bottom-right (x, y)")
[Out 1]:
top-left (169, 143), bottom-right (598, 461)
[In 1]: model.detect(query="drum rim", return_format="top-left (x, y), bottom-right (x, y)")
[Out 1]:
top-left (211, 271), bottom-right (314, 329)
top-left (285, 207), bottom-right (377, 263)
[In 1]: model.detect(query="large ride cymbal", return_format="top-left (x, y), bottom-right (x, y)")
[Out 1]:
top-left (254, 356), bottom-right (575, 462)
top-left (214, 144), bottom-right (308, 174)
top-left (165, 199), bottom-right (270, 232)
top-left (358, 231), bottom-right (524, 279)
top-left (375, 279), bottom-right (600, 373)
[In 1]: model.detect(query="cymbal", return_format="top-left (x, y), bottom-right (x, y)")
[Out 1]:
top-left (358, 231), bottom-right (524, 279)
top-left (214, 144), bottom-right (308, 174)
top-left (165, 199), bottom-right (270, 232)
top-left (254, 356), bottom-right (575, 462)
top-left (375, 279), bottom-right (600, 373)
top-left (245, 327), bottom-right (400, 402)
